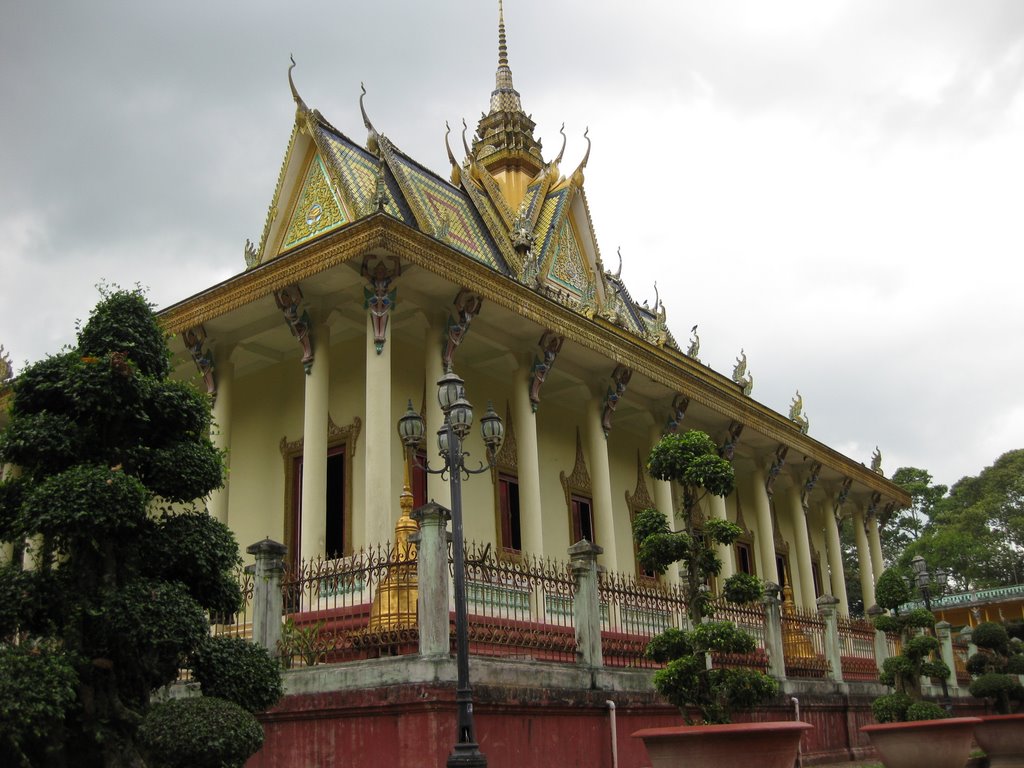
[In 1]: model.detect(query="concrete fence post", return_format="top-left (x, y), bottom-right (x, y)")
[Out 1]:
top-left (569, 540), bottom-right (604, 669)
top-left (935, 620), bottom-right (959, 696)
top-left (817, 594), bottom-right (844, 683)
top-left (412, 501), bottom-right (452, 659)
top-left (762, 582), bottom-right (787, 680)
top-left (867, 604), bottom-right (889, 672)
top-left (246, 538), bottom-right (287, 658)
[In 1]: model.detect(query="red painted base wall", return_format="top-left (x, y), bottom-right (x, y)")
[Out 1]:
top-left (248, 683), bottom-right (985, 767)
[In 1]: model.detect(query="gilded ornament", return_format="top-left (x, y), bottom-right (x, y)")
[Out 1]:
top-left (870, 447), bottom-right (883, 476)
top-left (788, 390), bottom-right (809, 435)
top-left (0, 345), bottom-right (11, 385)
top-left (732, 349), bottom-right (753, 395)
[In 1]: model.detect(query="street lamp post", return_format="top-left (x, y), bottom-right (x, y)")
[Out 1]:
top-left (397, 369), bottom-right (503, 768)
top-left (911, 554), bottom-right (952, 712)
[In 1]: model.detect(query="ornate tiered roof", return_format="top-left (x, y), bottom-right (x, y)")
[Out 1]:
top-left (251, 3), bottom-right (676, 352)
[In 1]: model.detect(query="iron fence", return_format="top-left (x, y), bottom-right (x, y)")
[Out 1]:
top-left (460, 541), bottom-right (577, 663)
top-left (837, 615), bottom-right (879, 681)
top-left (279, 541), bottom-right (418, 666)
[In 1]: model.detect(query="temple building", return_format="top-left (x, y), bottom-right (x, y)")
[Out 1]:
top-left (140, 4), bottom-right (909, 620)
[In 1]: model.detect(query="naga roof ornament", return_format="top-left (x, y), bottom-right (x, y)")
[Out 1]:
top-left (287, 54), bottom-right (309, 115)
top-left (359, 83), bottom-right (381, 157)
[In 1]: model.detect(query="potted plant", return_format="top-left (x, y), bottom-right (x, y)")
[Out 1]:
top-left (965, 621), bottom-right (1024, 767)
top-left (860, 568), bottom-right (980, 768)
top-left (629, 430), bottom-right (809, 768)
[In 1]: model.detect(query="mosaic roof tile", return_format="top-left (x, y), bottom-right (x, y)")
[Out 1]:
top-left (387, 153), bottom-right (504, 270)
top-left (316, 128), bottom-right (409, 223)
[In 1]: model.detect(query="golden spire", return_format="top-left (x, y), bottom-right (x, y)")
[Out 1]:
top-left (491, 0), bottom-right (520, 112)
top-left (473, 0), bottom-right (543, 177)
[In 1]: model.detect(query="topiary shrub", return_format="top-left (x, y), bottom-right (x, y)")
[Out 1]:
top-left (139, 696), bottom-right (263, 768)
top-left (967, 621), bottom-right (1024, 714)
top-left (905, 701), bottom-right (948, 722)
top-left (192, 636), bottom-right (283, 713)
top-left (870, 568), bottom-right (950, 721)
top-left (633, 431), bottom-right (780, 724)
top-left (872, 692), bottom-right (913, 723)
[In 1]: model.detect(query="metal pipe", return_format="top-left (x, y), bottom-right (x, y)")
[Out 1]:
top-left (791, 697), bottom-right (802, 767)
top-left (606, 700), bottom-right (618, 768)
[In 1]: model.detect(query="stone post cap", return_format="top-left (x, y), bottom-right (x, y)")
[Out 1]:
top-left (411, 500), bottom-right (451, 524)
top-left (567, 539), bottom-right (604, 558)
top-left (816, 594), bottom-right (840, 608)
top-left (246, 538), bottom-right (287, 558)
top-left (959, 627), bottom-right (973, 641)
top-left (866, 604), bottom-right (884, 617)
top-left (762, 581), bottom-right (781, 598)
top-left (935, 620), bottom-right (952, 635)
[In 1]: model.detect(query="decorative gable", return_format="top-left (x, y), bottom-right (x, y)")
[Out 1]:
top-left (279, 153), bottom-right (348, 254)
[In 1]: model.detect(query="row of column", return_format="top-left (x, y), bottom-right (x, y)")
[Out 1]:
top-left (201, 297), bottom-right (886, 613)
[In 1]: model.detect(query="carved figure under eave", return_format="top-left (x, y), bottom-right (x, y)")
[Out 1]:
top-left (274, 284), bottom-right (314, 374)
top-left (362, 256), bottom-right (400, 355)
top-left (528, 330), bottom-right (563, 412)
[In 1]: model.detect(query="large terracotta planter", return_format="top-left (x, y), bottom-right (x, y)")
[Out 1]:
top-left (632, 720), bottom-right (813, 768)
top-left (860, 717), bottom-right (981, 768)
top-left (974, 713), bottom-right (1024, 768)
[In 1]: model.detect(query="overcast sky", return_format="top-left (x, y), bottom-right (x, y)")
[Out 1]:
top-left (1, 0), bottom-right (1022, 490)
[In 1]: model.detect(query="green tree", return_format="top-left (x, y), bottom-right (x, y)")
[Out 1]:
top-left (0, 289), bottom-right (281, 767)
top-left (885, 467), bottom-right (946, 567)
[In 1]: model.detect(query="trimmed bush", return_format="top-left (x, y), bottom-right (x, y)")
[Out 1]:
top-left (872, 692), bottom-right (912, 723)
top-left (192, 636), bottom-right (283, 713)
top-left (139, 697), bottom-right (263, 768)
top-left (905, 701), bottom-right (948, 721)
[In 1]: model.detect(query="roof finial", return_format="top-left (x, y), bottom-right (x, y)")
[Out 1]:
top-left (359, 82), bottom-right (380, 156)
top-left (571, 127), bottom-right (591, 187)
top-left (498, 0), bottom-right (508, 68)
top-left (444, 121), bottom-right (462, 186)
top-left (288, 54), bottom-right (308, 113)
top-left (553, 122), bottom-right (567, 166)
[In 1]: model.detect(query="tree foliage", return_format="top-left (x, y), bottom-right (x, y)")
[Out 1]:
top-left (0, 289), bottom-right (280, 767)
top-left (886, 456), bottom-right (1024, 592)
top-left (966, 621), bottom-right (1024, 714)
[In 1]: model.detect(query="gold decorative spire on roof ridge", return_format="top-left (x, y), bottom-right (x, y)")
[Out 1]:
top-left (473, 0), bottom-right (543, 177)
top-left (492, 0), bottom-right (519, 112)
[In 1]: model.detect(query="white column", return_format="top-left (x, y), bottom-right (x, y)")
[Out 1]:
top-left (709, 495), bottom-right (733, 584)
top-left (208, 347), bottom-right (233, 526)
top-left (364, 312), bottom-right (392, 547)
top-left (586, 396), bottom-right (617, 572)
top-left (824, 505), bottom-right (850, 616)
top-left (788, 484), bottom-right (816, 609)
top-left (425, 316), bottom-right (450, 510)
top-left (300, 323), bottom-right (330, 563)
top-left (514, 359), bottom-right (544, 557)
top-left (853, 506), bottom-right (876, 609)
top-left (868, 512), bottom-right (885, 584)
top-left (747, 466), bottom-right (779, 585)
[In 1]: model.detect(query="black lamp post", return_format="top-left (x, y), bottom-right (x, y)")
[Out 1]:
top-left (911, 554), bottom-right (952, 712)
top-left (397, 369), bottom-right (503, 768)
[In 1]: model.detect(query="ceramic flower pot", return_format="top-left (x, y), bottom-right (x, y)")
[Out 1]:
top-left (632, 720), bottom-right (813, 768)
top-left (974, 713), bottom-right (1024, 768)
top-left (860, 717), bottom-right (982, 768)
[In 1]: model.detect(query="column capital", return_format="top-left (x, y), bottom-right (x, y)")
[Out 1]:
top-left (411, 501), bottom-right (452, 526)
